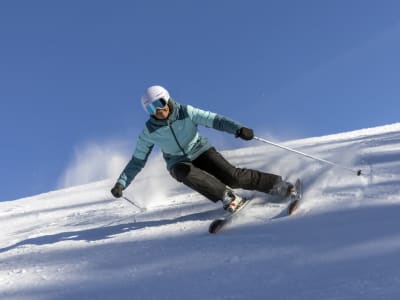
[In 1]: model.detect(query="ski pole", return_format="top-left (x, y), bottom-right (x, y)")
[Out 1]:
top-left (253, 136), bottom-right (362, 176)
top-left (122, 196), bottom-right (146, 212)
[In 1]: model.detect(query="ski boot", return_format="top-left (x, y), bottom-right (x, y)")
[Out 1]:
top-left (271, 180), bottom-right (296, 199)
top-left (222, 188), bottom-right (245, 213)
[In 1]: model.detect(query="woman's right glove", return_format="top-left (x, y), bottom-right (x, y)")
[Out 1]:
top-left (111, 183), bottom-right (124, 198)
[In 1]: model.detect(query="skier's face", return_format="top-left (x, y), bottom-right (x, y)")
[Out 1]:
top-left (154, 104), bottom-right (170, 120)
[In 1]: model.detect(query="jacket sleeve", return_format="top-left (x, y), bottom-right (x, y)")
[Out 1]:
top-left (186, 105), bottom-right (244, 135)
top-left (117, 130), bottom-right (154, 188)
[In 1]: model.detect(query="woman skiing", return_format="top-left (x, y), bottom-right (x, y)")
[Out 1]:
top-left (111, 85), bottom-right (294, 212)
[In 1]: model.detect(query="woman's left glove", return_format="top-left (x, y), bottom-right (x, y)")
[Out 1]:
top-left (236, 127), bottom-right (254, 140)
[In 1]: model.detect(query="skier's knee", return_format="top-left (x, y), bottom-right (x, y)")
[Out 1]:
top-left (171, 163), bottom-right (191, 182)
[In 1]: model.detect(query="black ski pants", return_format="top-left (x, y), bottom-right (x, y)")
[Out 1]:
top-left (170, 147), bottom-right (281, 202)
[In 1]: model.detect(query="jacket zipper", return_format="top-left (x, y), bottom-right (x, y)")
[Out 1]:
top-left (167, 120), bottom-right (186, 155)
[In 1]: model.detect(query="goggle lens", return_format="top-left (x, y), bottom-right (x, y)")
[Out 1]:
top-left (146, 98), bottom-right (167, 115)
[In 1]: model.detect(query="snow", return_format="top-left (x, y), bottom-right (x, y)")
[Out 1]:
top-left (2, 123), bottom-right (400, 299)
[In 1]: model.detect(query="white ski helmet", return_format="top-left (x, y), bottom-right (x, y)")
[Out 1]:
top-left (141, 85), bottom-right (170, 114)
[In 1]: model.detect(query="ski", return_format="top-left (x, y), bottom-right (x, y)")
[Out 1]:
top-left (288, 179), bottom-right (302, 215)
top-left (209, 178), bottom-right (303, 234)
top-left (208, 198), bottom-right (251, 234)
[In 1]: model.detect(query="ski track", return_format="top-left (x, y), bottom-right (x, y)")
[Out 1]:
top-left (1, 123), bottom-right (400, 299)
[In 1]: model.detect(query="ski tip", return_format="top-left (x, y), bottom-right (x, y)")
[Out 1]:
top-left (288, 200), bottom-right (299, 216)
top-left (209, 219), bottom-right (225, 234)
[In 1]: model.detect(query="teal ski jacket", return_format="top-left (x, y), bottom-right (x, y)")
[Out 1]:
top-left (117, 99), bottom-right (244, 188)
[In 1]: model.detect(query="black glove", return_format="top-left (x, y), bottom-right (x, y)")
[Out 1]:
top-left (111, 183), bottom-right (124, 198)
top-left (236, 127), bottom-right (254, 141)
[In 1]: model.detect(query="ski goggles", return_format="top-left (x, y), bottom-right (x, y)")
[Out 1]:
top-left (145, 98), bottom-right (167, 115)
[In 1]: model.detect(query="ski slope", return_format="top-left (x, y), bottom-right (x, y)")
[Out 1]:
top-left (1, 123), bottom-right (400, 300)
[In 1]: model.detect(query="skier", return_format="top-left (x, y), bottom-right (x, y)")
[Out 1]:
top-left (111, 85), bottom-right (295, 213)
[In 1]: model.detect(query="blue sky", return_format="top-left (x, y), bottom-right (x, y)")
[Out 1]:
top-left (1, 0), bottom-right (400, 201)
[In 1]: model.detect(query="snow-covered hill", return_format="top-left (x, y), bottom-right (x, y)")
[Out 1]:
top-left (2, 123), bottom-right (400, 300)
